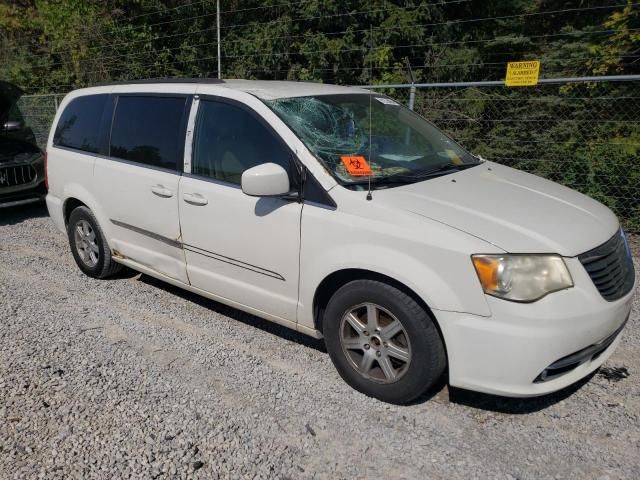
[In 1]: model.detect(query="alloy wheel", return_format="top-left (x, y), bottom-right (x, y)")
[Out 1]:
top-left (74, 219), bottom-right (99, 267)
top-left (339, 302), bottom-right (412, 384)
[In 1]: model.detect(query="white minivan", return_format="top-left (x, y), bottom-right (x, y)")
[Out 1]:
top-left (46, 79), bottom-right (636, 404)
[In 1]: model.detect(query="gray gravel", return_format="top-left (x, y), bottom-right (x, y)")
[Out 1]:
top-left (1, 203), bottom-right (639, 480)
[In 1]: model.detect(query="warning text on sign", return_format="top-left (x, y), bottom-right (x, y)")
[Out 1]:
top-left (505, 60), bottom-right (540, 87)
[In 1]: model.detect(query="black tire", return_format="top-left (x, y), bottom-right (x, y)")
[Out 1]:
top-left (323, 279), bottom-right (446, 404)
top-left (67, 206), bottom-right (122, 279)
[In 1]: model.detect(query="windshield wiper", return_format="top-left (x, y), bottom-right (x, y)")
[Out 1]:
top-left (343, 161), bottom-right (481, 189)
top-left (385, 161), bottom-right (480, 181)
top-left (344, 176), bottom-right (418, 188)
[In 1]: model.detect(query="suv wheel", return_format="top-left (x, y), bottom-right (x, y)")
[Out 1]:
top-left (67, 206), bottom-right (122, 279)
top-left (323, 279), bottom-right (446, 404)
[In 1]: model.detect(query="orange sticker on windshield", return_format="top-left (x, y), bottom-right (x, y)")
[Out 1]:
top-left (340, 155), bottom-right (373, 176)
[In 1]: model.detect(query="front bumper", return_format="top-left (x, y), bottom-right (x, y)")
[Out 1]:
top-left (0, 156), bottom-right (46, 207)
top-left (0, 182), bottom-right (46, 207)
top-left (437, 257), bottom-right (636, 397)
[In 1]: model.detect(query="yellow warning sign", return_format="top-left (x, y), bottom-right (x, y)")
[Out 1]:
top-left (505, 60), bottom-right (540, 87)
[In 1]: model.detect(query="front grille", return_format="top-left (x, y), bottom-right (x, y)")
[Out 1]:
top-left (0, 164), bottom-right (37, 188)
top-left (579, 229), bottom-right (635, 301)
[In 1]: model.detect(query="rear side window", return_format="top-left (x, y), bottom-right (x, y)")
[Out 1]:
top-left (110, 96), bottom-right (187, 170)
top-left (54, 94), bottom-right (108, 153)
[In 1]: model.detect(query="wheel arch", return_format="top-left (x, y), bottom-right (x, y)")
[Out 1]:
top-left (63, 197), bottom-right (88, 226)
top-left (59, 183), bottom-right (109, 235)
top-left (312, 269), bottom-right (446, 346)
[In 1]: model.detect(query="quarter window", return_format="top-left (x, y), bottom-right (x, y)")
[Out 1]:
top-left (54, 94), bottom-right (108, 153)
top-left (192, 100), bottom-right (292, 185)
top-left (110, 96), bottom-right (187, 170)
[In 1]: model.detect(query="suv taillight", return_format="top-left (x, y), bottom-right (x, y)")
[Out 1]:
top-left (44, 150), bottom-right (48, 190)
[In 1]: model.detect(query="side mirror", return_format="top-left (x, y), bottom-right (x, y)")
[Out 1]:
top-left (3, 120), bottom-right (23, 132)
top-left (241, 163), bottom-right (291, 197)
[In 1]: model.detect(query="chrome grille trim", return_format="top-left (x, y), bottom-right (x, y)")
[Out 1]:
top-left (0, 164), bottom-right (37, 188)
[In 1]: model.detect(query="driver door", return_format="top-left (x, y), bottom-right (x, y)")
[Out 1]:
top-left (178, 97), bottom-right (303, 322)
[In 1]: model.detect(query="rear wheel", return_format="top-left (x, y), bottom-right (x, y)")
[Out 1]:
top-left (67, 206), bottom-right (122, 279)
top-left (323, 279), bottom-right (446, 404)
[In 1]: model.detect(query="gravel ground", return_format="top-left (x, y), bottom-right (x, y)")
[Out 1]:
top-left (1, 203), bottom-right (639, 480)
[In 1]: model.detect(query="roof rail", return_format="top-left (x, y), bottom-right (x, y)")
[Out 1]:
top-left (94, 77), bottom-right (226, 87)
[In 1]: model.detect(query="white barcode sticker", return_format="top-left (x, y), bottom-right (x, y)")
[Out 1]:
top-left (375, 97), bottom-right (400, 106)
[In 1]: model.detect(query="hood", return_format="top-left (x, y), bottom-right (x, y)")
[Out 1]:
top-left (374, 161), bottom-right (619, 257)
top-left (0, 81), bottom-right (24, 125)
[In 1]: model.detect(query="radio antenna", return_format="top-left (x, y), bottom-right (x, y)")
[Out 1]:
top-left (366, 24), bottom-right (373, 201)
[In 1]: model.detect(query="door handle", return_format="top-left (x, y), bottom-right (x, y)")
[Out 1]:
top-left (151, 184), bottom-right (174, 198)
top-left (183, 192), bottom-right (208, 206)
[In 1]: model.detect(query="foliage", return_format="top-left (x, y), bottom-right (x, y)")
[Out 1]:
top-left (1, 0), bottom-right (638, 228)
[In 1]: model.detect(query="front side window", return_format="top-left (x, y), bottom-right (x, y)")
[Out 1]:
top-left (192, 100), bottom-right (292, 185)
top-left (54, 94), bottom-right (108, 153)
top-left (265, 94), bottom-right (479, 189)
top-left (110, 96), bottom-right (186, 170)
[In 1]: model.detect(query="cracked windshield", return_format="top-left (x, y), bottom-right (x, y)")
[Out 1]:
top-left (266, 93), bottom-right (479, 189)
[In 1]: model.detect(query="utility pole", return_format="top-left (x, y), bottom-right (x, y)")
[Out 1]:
top-left (217, 0), bottom-right (222, 79)
top-left (404, 57), bottom-right (416, 111)
top-left (404, 57), bottom-right (415, 145)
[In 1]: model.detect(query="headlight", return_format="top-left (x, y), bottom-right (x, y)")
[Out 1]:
top-left (471, 254), bottom-right (573, 302)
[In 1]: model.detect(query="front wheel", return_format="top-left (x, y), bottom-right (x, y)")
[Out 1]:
top-left (323, 279), bottom-right (446, 404)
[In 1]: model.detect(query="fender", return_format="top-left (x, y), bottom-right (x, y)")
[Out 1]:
top-left (297, 242), bottom-right (494, 331)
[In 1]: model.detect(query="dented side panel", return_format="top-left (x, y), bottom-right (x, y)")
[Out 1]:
top-left (93, 157), bottom-right (188, 283)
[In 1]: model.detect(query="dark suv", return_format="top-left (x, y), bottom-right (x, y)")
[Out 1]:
top-left (1, 81), bottom-right (46, 207)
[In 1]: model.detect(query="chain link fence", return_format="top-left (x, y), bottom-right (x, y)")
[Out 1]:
top-left (17, 78), bottom-right (640, 231)
top-left (16, 94), bottom-right (65, 150)
top-left (369, 77), bottom-right (640, 231)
